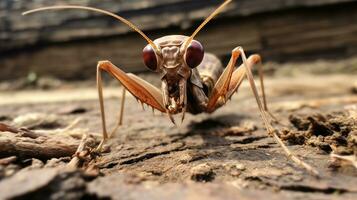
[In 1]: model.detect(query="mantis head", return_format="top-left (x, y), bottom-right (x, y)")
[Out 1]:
top-left (141, 0), bottom-right (231, 120)
top-left (142, 35), bottom-right (204, 117)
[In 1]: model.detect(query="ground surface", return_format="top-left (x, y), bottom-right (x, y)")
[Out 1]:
top-left (0, 72), bottom-right (356, 200)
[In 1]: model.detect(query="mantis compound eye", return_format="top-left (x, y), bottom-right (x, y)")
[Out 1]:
top-left (143, 45), bottom-right (158, 71)
top-left (185, 40), bottom-right (204, 68)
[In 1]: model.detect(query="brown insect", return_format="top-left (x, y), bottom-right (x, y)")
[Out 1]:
top-left (24, 0), bottom-right (318, 176)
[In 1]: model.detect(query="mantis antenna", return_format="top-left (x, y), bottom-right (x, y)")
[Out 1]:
top-left (184, 0), bottom-right (232, 49)
top-left (22, 5), bottom-right (160, 53)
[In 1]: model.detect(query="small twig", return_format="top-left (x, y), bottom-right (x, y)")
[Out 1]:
top-left (62, 117), bottom-right (82, 132)
top-left (67, 133), bottom-right (90, 169)
top-left (0, 123), bottom-right (40, 139)
top-left (0, 123), bottom-right (20, 133)
top-left (34, 117), bottom-right (85, 137)
top-left (0, 122), bottom-right (81, 159)
top-left (0, 156), bottom-right (17, 165)
top-left (331, 153), bottom-right (357, 169)
top-left (66, 133), bottom-right (99, 177)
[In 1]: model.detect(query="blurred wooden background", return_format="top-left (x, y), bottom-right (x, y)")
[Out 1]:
top-left (0, 0), bottom-right (357, 80)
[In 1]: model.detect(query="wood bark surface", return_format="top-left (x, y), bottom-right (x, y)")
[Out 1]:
top-left (0, 73), bottom-right (356, 199)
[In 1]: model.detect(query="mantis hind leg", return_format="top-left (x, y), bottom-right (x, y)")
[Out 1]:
top-left (201, 52), bottom-right (278, 123)
top-left (227, 54), bottom-right (279, 123)
top-left (206, 47), bottom-right (319, 176)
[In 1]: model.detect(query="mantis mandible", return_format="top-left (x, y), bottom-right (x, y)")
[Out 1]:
top-left (23, 0), bottom-right (319, 176)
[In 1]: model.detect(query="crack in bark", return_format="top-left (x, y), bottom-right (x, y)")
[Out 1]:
top-left (120, 150), bottom-right (179, 165)
top-left (245, 176), bottom-right (352, 194)
top-left (101, 142), bottom-right (186, 169)
top-left (99, 131), bottom-right (270, 170)
top-left (280, 185), bottom-right (348, 194)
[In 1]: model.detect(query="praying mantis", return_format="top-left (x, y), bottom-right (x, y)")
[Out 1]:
top-left (23, 0), bottom-right (319, 176)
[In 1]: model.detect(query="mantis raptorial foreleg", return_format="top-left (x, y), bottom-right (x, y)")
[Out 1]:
top-left (207, 47), bottom-right (319, 176)
top-left (96, 61), bottom-right (166, 150)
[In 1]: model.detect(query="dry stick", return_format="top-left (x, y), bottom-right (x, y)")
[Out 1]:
top-left (0, 131), bottom-right (78, 159)
top-left (0, 156), bottom-right (17, 165)
top-left (66, 133), bottom-right (89, 169)
top-left (239, 47), bottom-right (320, 177)
top-left (0, 121), bottom-right (88, 160)
top-left (330, 153), bottom-right (357, 169)
top-left (66, 133), bottom-right (100, 177)
top-left (34, 117), bottom-right (83, 136)
top-left (62, 117), bottom-right (82, 132)
top-left (0, 123), bottom-right (20, 133)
